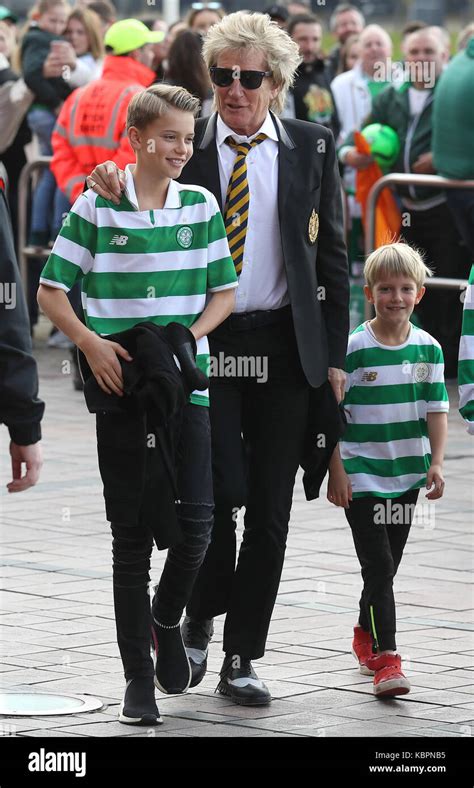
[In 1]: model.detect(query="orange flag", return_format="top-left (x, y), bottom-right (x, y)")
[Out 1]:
top-left (354, 130), bottom-right (401, 249)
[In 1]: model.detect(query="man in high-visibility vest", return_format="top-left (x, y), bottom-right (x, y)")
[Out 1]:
top-left (51, 18), bottom-right (164, 207)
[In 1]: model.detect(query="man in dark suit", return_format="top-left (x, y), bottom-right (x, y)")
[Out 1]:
top-left (86, 11), bottom-right (349, 707)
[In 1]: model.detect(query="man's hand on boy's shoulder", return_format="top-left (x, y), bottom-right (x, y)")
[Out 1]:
top-left (87, 162), bottom-right (125, 205)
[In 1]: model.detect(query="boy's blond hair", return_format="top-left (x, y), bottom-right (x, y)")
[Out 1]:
top-left (127, 84), bottom-right (201, 131)
top-left (364, 242), bottom-right (433, 291)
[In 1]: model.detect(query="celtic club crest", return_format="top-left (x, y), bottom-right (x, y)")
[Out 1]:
top-left (176, 226), bottom-right (193, 248)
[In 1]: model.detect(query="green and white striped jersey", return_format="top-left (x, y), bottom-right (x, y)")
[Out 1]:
top-left (40, 166), bottom-right (238, 406)
top-left (459, 264), bottom-right (474, 434)
top-left (341, 321), bottom-right (449, 498)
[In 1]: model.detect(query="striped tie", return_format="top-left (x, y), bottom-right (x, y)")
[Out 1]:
top-left (224, 133), bottom-right (267, 275)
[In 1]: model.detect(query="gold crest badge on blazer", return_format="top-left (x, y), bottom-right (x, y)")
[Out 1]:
top-left (308, 209), bottom-right (319, 245)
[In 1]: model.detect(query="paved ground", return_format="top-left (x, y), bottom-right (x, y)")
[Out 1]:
top-left (0, 319), bottom-right (472, 739)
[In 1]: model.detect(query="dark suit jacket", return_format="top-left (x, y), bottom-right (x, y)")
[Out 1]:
top-left (178, 111), bottom-right (349, 387)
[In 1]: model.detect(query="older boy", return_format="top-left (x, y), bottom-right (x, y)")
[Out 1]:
top-left (37, 84), bottom-right (237, 724)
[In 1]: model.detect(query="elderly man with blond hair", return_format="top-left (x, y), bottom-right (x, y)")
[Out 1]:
top-left (87, 11), bottom-right (349, 708)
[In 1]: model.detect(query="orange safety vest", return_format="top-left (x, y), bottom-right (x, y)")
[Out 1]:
top-left (51, 55), bottom-right (156, 203)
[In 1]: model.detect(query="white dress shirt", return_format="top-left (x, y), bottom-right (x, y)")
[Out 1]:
top-left (216, 112), bottom-right (289, 313)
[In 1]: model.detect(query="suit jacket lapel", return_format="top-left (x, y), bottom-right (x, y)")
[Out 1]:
top-left (194, 113), bottom-right (223, 211)
top-left (271, 113), bottom-right (298, 232)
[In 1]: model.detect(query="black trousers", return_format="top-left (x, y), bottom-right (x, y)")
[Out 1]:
top-left (344, 489), bottom-right (419, 652)
top-left (401, 202), bottom-right (471, 378)
top-left (110, 405), bottom-right (213, 680)
top-left (186, 308), bottom-right (311, 659)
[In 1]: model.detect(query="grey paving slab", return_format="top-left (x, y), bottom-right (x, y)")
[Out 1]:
top-left (0, 338), bottom-right (472, 739)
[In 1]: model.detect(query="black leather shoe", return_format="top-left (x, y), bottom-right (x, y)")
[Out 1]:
top-left (181, 616), bottom-right (214, 688)
top-left (119, 677), bottom-right (163, 725)
top-left (216, 655), bottom-right (272, 706)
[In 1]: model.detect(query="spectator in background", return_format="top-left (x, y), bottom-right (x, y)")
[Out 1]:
top-left (166, 19), bottom-right (188, 49)
top-left (331, 25), bottom-right (395, 271)
top-left (433, 35), bottom-right (474, 258)
top-left (0, 180), bottom-right (44, 492)
top-left (285, 13), bottom-right (339, 139)
top-left (63, 7), bottom-right (104, 84)
top-left (327, 2), bottom-right (365, 82)
top-left (186, 4), bottom-right (225, 36)
top-left (332, 24), bottom-right (395, 146)
top-left (263, 5), bottom-right (289, 29)
top-left (0, 5), bottom-right (17, 33)
top-left (20, 0), bottom-right (71, 249)
top-left (48, 6), bottom-right (104, 267)
top-left (87, 0), bottom-right (116, 36)
top-left (336, 31), bottom-right (360, 75)
top-left (457, 23), bottom-right (474, 52)
top-left (0, 20), bottom-right (32, 245)
top-left (165, 30), bottom-right (213, 116)
top-left (286, 1), bottom-right (311, 14)
top-left (343, 27), bottom-right (470, 378)
top-left (142, 16), bottom-right (168, 80)
top-left (43, 8), bottom-right (103, 93)
top-left (430, 25), bottom-right (451, 62)
top-left (401, 20), bottom-right (427, 46)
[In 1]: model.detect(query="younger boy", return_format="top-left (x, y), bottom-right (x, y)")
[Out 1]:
top-left (327, 243), bottom-right (448, 697)
top-left (37, 84), bottom-right (238, 724)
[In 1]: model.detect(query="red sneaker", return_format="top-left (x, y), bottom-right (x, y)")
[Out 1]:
top-left (368, 653), bottom-right (411, 697)
top-left (351, 626), bottom-right (375, 675)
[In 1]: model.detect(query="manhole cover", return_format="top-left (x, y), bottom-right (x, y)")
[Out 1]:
top-left (0, 692), bottom-right (103, 716)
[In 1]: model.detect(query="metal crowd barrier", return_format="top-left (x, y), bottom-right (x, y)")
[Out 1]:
top-left (17, 156), bottom-right (53, 293)
top-left (363, 173), bottom-right (474, 320)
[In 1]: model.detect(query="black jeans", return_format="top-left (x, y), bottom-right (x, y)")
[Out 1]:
top-left (110, 404), bottom-right (213, 680)
top-left (187, 309), bottom-right (311, 659)
top-left (402, 202), bottom-right (471, 377)
top-left (344, 489), bottom-right (419, 652)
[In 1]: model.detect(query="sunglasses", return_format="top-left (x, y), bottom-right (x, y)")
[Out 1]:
top-left (209, 67), bottom-right (273, 90)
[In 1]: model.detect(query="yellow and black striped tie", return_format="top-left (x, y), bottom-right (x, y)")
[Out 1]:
top-left (224, 133), bottom-right (267, 275)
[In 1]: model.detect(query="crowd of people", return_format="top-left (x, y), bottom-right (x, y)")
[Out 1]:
top-left (0, 3), bottom-right (473, 727)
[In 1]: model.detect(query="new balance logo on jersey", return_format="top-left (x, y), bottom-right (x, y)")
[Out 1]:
top-left (109, 235), bottom-right (128, 246)
top-left (361, 371), bottom-right (378, 382)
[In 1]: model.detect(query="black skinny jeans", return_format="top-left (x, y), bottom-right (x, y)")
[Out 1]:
top-left (110, 404), bottom-right (213, 680)
top-left (345, 489), bottom-right (420, 652)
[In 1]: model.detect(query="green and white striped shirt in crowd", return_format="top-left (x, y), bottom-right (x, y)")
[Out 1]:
top-left (340, 321), bottom-right (449, 498)
top-left (459, 264), bottom-right (474, 434)
top-left (40, 165), bottom-right (238, 407)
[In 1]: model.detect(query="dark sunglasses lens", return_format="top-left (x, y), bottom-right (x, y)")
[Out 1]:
top-left (211, 68), bottom-right (265, 89)
top-left (211, 68), bottom-right (233, 87)
top-left (240, 72), bottom-right (264, 89)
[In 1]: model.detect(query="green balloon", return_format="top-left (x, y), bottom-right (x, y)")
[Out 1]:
top-left (361, 123), bottom-right (400, 171)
